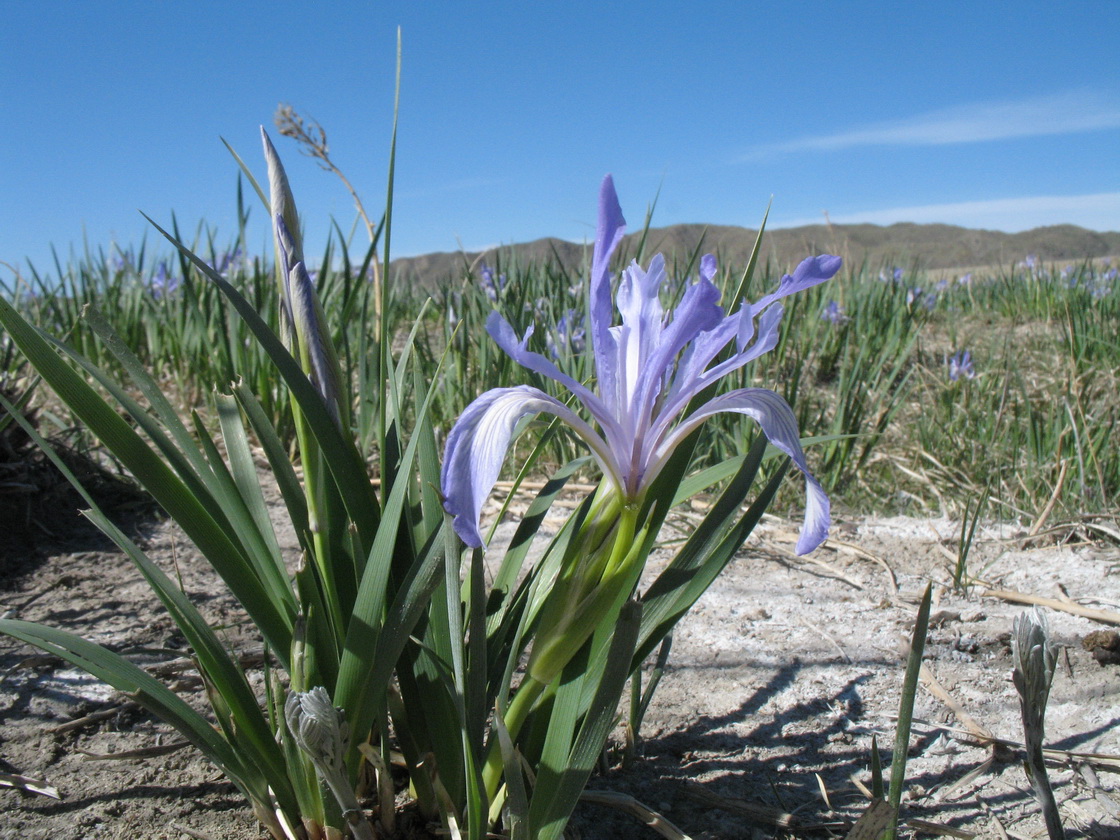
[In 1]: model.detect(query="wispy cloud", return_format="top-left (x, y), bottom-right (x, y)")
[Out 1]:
top-left (744, 91), bottom-right (1120, 158)
top-left (398, 176), bottom-right (506, 200)
top-left (773, 193), bottom-right (1120, 233)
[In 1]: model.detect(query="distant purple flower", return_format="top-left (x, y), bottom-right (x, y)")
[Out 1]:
top-left (547, 309), bottom-right (587, 357)
top-left (212, 247), bottom-right (244, 278)
top-left (441, 176), bottom-right (840, 554)
top-left (480, 264), bottom-right (507, 302)
top-left (948, 350), bottom-right (976, 382)
top-left (149, 260), bottom-right (179, 299)
top-left (1023, 254), bottom-right (1038, 270)
top-left (957, 272), bottom-right (973, 286)
top-left (109, 249), bottom-right (134, 274)
top-left (906, 287), bottom-right (923, 307)
top-left (820, 300), bottom-right (848, 324)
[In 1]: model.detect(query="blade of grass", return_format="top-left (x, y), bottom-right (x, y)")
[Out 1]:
top-left (884, 583), bottom-right (933, 840)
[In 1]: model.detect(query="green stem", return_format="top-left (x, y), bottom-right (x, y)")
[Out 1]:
top-left (482, 675), bottom-right (547, 802)
top-left (481, 499), bottom-right (644, 822)
top-left (526, 502), bottom-right (638, 683)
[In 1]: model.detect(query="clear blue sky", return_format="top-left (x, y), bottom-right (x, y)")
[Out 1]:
top-left (3, 1), bottom-right (1118, 280)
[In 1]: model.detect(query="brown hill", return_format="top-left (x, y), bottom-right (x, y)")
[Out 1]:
top-left (388, 222), bottom-right (1120, 289)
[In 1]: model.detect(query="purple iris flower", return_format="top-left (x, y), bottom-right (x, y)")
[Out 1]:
top-left (948, 350), bottom-right (976, 382)
top-left (210, 247), bottom-right (244, 278)
top-left (110, 249), bottom-right (134, 274)
top-left (821, 300), bottom-right (848, 324)
top-left (480, 264), bottom-right (507, 302)
top-left (547, 309), bottom-right (587, 357)
top-left (149, 260), bottom-right (179, 299)
top-left (441, 175), bottom-right (839, 555)
top-left (878, 266), bottom-right (904, 284)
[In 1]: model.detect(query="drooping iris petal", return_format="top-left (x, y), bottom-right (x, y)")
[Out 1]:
top-left (651, 387), bottom-right (830, 555)
top-left (487, 313), bottom-right (605, 415)
top-left (441, 385), bottom-right (619, 547)
top-left (666, 313), bottom-right (738, 404)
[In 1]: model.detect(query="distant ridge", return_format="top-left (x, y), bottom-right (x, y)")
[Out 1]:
top-left (388, 222), bottom-right (1120, 289)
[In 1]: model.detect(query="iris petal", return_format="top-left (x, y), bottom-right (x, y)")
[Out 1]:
top-left (652, 388), bottom-right (830, 555)
top-left (699, 253), bottom-right (717, 284)
top-left (633, 277), bottom-right (724, 444)
top-left (750, 255), bottom-right (842, 314)
top-left (590, 176), bottom-right (627, 417)
top-left (441, 385), bottom-right (619, 547)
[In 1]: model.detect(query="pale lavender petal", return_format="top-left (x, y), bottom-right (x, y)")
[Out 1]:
top-left (612, 255), bottom-right (668, 434)
top-left (650, 388), bottom-right (829, 555)
top-left (486, 312), bottom-right (596, 407)
top-left (590, 176), bottom-right (626, 415)
top-left (666, 313), bottom-right (738, 403)
top-left (591, 176), bottom-right (626, 306)
top-left (737, 298), bottom-right (784, 355)
top-left (653, 277), bottom-right (724, 368)
top-left (657, 259), bottom-right (841, 451)
top-left (441, 385), bottom-right (619, 547)
top-left (615, 254), bottom-right (664, 327)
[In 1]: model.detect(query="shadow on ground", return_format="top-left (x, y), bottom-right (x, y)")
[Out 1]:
top-left (0, 436), bottom-right (158, 579)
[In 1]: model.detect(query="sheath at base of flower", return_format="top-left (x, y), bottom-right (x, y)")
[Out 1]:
top-left (441, 175), bottom-right (840, 556)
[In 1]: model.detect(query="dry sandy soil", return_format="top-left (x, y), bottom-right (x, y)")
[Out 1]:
top-left (2, 487), bottom-right (1118, 840)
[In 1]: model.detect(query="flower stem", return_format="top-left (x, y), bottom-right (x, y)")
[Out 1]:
top-left (482, 675), bottom-right (547, 803)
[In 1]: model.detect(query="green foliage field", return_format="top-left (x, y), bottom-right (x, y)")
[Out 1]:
top-left (4, 225), bottom-right (1118, 527)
